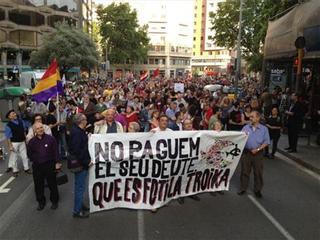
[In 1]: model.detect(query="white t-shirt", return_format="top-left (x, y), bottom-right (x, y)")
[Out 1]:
top-left (152, 127), bottom-right (173, 132)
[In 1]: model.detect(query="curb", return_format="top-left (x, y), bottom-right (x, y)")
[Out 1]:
top-left (277, 149), bottom-right (320, 175)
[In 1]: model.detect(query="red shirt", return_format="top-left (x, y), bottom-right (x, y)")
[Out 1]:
top-left (126, 112), bottom-right (139, 127)
top-left (203, 108), bottom-right (213, 129)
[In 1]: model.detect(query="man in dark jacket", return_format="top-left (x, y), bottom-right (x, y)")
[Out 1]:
top-left (5, 109), bottom-right (31, 176)
top-left (27, 122), bottom-right (60, 210)
top-left (69, 113), bottom-right (92, 218)
top-left (78, 94), bottom-right (96, 133)
top-left (285, 93), bottom-right (305, 153)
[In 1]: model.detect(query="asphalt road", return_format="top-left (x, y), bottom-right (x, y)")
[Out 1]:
top-left (0, 152), bottom-right (319, 240)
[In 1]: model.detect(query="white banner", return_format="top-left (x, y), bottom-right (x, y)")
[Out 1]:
top-left (88, 131), bottom-right (247, 212)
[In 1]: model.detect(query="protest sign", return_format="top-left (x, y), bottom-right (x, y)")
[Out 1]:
top-left (174, 83), bottom-right (185, 93)
top-left (88, 131), bottom-right (247, 212)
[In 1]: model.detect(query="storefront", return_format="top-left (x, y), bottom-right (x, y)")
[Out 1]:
top-left (264, 0), bottom-right (320, 118)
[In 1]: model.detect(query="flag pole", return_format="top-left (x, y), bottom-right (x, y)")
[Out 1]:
top-left (56, 90), bottom-right (60, 129)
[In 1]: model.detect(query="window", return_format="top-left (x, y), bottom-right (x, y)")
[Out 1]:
top-left (0, 8), bottom-right (5, 21)
top-left (162, 58), bottom-right (166, 64)
top-left (0, 30), bottom-right (6, 43)
top-left (155, 59), bottom-right (159, 64)
top-left (9, 10), bottom-right (45, 26)
top-left (22, 50), bottom-right (31, 65)
top-left (149, 58), bottom-right (154, 64)
top-left (193, 37), bottom-right (196, 41)
top-left (9, 30), bottom-right (37, 47)
top-left (25, 0), bottom-right (45, 6)
top-left (48, 15), bottom-right (76, 27)
top-left (159, 70), bottom-right (165, 77)
top-left (170, 59), bottom-right (176, 65)
top-left (7, 50), bottom-right (17, 65)
top-left (47, 0), bottom-right (77, 12)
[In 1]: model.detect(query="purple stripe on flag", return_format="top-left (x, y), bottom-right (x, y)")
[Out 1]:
top-left (32, 86), bottom-right (58, 103)
top-left (57, 80), bottom-right (64, 95)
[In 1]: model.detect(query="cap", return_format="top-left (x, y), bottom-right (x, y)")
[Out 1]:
top-left (6, 109), bottom-right (15, 119)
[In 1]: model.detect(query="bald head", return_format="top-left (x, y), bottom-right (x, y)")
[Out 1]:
top-left (104, 108), bottom-right (116, 123)
top-left (33, 122), bottom-right (44, 137)
top-left (249, 110), bottom-right (261, 125)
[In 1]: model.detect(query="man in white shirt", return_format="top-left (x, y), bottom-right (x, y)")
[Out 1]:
top-left (151, 115), bottom-right (172, 132)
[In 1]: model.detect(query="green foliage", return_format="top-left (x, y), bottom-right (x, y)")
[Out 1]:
top-left (210, 0), bottom-right (300, 72)
top-left (30, 23), bottom-right (99, 72)
top-left (92, 21), bottom-right (103, 60)
top-left (96, 2), bottom-right (150, 64)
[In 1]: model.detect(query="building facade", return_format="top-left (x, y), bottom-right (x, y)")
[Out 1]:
top-left (264, 0), bottom-right (320, 119)
top-left (106, 0), bottom-right (193, 79)
top-left (192, 0), bottom-right (233, 76)
top-left (0, 0), bottom-right (93, 82)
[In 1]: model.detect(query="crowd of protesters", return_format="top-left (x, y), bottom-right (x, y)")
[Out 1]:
top-left (3, 73), bottom-right (311, 217)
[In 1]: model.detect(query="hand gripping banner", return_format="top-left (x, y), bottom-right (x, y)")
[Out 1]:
top-left (88, 131), bottom-right (247, 212)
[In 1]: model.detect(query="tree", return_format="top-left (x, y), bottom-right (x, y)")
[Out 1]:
top-left (96, 2), bottom-right (150, 65)
top-left (210, 0), bottom-right (301, 72)
top-left (30, 22), bottom-right (99, 74)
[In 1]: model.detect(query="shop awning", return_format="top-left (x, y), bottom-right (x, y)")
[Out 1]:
top-left (264, 0), bottom-right (320, 60)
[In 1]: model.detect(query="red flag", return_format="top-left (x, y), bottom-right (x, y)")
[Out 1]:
top-left (153, 68), bottom-right (160, 78)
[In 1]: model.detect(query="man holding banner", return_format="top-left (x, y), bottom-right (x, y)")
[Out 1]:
top-left (70, 113), bottom-right (93, 218)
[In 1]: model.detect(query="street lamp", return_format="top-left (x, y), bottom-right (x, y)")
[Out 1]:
top-left (235, 0), bottom-right (244, 95)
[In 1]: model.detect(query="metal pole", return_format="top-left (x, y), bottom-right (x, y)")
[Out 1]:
top-left (295, 48), bottom-right (303, 93)
top-left (235, 0), bottom-right (243, 95)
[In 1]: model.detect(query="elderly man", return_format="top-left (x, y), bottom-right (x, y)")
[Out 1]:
top-left (238, 111), bottom-right (270, 198)
top-left (94, 108), bottom-right (124, 134)
top-left (27, 122), bottom-right (60, 210)
top-left (5, 109), bottom-right (31, 177)
top-left (128, 121), bottom-right (140, 133)
top-left (69, 113), bottom-right (93, 218)
top-left (26, 114), bottom-right (52, 143)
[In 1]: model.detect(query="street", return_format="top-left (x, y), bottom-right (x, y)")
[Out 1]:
top-left (0, 152), bottom-right (319, 240)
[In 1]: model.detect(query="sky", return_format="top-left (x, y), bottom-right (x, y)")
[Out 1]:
top-left (93, 0), bottom-right (194, 26)
top-left (93, 0), bottom-right (195, 46)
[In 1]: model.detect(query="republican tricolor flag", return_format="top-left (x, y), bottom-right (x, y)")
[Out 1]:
top-left (140, 71), bottom-right (149, 81)
top-left (32, 58), bottom-right (62, 102)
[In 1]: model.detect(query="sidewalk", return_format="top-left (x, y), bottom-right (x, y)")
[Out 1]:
top-left (277, 133), bottom-right (320, 175)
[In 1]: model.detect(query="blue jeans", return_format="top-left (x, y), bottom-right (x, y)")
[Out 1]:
top-left (73, 170), bottom-right (88, 214)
